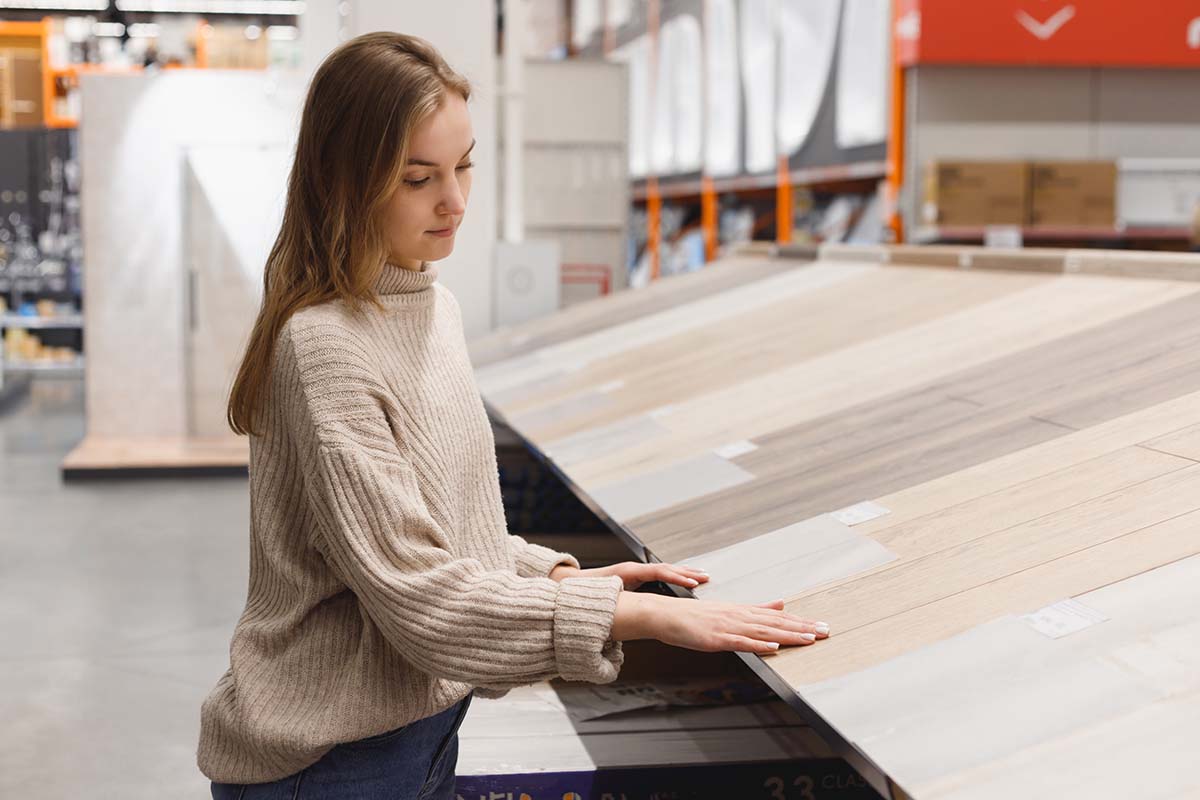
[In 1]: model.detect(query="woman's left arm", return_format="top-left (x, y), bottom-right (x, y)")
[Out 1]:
top-left (549, 560), bottom-right (710, 592)
top-left (505, 533), bottom-right (710, 592)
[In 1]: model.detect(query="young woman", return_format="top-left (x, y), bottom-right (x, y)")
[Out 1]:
top-left (199, 31), bottom-right (828, 800)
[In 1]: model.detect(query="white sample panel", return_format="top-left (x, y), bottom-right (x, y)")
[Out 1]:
top-left (493, 240), bottom-right (562, 328)
top-left (837, 0), bottom-right (890, 148)
top-left (705, 0), bottom-right (742, 177)
top-left (776, 0), bottom-right (841, 157)
top-left (80, 70), bottom-right (302, 439)
top-left (740, 0), bottom-right (779, 173)
top-left (184, 144), bottom-right (291, 437)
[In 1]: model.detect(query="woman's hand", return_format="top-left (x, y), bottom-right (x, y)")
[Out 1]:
top-left (550, 561), bottom-right (710, 591)
top-left (611, 593), bottom-right (830, 655)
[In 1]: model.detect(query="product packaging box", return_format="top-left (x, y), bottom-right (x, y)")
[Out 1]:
top-left (1029, 160), bottom-right (1117, 227)
top-left (922, 161), bottom-right (1029, 227)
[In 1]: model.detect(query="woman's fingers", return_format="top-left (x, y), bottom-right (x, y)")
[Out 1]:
top-left (748, 609), bottom-right (831, 638)
top-left (753, 599), bottom-right (786, 610)
top-left (742, 623), bottom-right (818, 647)
top-left (652, 564), bottom-right (708, 588)
top-left (721, 634), bottom-right (782, 655)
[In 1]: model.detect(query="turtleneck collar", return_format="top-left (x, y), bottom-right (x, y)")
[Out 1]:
top-left (373, 260), bottom-right (439, 295)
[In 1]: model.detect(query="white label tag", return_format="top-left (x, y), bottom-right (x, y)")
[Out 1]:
top-left (831, 501), bottom-right (892, 526)
top-left (714, 440), bottom-right (758, 460)
top-left (1022, 599), bottom-right (1109, 639)
top-left (984, 225), bottom-right (1024, 249)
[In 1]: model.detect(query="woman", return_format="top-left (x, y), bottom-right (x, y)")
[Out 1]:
top-left (199, 31), bottom-right (828, 799)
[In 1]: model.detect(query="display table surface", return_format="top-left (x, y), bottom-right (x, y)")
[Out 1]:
top-left (469, 245), bottom-right (1200, 799)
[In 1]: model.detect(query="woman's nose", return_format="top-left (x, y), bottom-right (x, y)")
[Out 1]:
top-left (439, 183), bottom-right (466, 216)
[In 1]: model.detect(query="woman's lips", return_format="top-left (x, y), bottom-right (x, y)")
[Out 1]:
top-left (426, 226), bottom-right (455, 238)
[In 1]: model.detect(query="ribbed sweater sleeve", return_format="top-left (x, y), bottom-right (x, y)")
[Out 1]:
top-left (283, 318), bottom-right (624, 687)
top-left (507, 534), bottom-right (581, 579)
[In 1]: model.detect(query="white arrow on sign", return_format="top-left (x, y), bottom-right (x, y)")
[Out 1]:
top-left (1016, 5), bottom-right (1077, 41)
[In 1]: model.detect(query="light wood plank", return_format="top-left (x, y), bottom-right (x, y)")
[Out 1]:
top-left (468, 255), bottom-right (798, 367)
top-left (770, 506), bottom-right (1200, 687)
top-left (562, 275), bottom-right (1197, 489)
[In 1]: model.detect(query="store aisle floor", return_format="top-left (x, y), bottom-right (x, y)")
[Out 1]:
top-left (1, 379), bottom-right (249, 799)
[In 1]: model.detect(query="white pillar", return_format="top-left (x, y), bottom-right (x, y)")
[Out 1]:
top-left (501, 0), bottom-right (526, 244)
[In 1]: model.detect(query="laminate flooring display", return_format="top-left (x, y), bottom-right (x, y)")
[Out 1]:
top-left (470, 247), bottom-right (1200, 799)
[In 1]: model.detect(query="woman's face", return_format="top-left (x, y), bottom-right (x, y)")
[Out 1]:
top-left (382, 91), bottom-right (474, 270)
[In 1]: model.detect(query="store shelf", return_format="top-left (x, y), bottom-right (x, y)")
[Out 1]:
top-left (633, 161), bottom-right (887, 201)
top-left (4, 356), bottom-right (84, 376)
top-left (913, 225), bottom-right (1197, 245)
top-left (0, 313), bottom-right (83, 329)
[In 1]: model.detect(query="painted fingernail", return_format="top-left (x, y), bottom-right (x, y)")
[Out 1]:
top-left (815, 624), bottom-right (830, 636)
top-left (800, 633), bottom-right (817, 643)
top-left (686, 578), bottom-right (699, 586)
top-left (766, 642), bottom-right (780, 650)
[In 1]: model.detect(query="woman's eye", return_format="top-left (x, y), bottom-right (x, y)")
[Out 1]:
top-left (456, 162), bottom-right (475, 171)
top-left (404, 177), bottom-right (431, 188)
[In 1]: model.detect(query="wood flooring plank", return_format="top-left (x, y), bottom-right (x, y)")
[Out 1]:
top-left (1065, 248), bottom-right (1200, 282)
top-left (640, 411), bottom-right (1066, 563)
top-left (686, 515), bottom-right (898, 606)
top-left (794, 554), bottom-right (1200, 794)
top-left (560, 274), bottom-right (1197, 490)
top-left (474, 261), bottom-right (878, 398)
top-left (769, 505), bottom-right (1200, 687)
top-left (774, 464), bottom-right (1200, 637)
top-left (921, 690), bottom-right (1200, 800)
top-left (1142, 423), bottom-right (1200, 461)
top-left (468, 255), bottom-right (800, 367)
top-left (588, 452), bottom-right (756, 522)
top-left (852, 391), bottom-right (1200, 537)
top-left (693, 446), bottom-right (1184, 606)
top-left (499, 267), bottom-right (1047, 435)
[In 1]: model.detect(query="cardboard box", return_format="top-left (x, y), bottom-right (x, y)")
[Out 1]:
top-left (923, 161), bottom-right (1029, 227)
top-left (1029, 161), bottom-right (1117, 227)
top-left (0, 48), bottom-right (44, 129)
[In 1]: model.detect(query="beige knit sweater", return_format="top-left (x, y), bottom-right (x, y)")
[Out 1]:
top-left (197, 261), bottom-right (624, 783)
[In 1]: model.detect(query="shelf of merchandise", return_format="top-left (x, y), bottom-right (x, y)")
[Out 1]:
top-left (0, 313), bottom-right (83, 329)
top-left (632, 161), bottom-right (888, 202)
top-left (913, 225), bottom-right (1197, 246)
top-left (3, 356), bottom-right (84, 376)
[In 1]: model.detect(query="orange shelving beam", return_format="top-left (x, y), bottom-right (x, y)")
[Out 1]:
top-left (701, 175), bottom-right (718, 262)
top-left (885, 0), bottom-right (907, 244)
top-left (776, 155), bottom-right (794, 244)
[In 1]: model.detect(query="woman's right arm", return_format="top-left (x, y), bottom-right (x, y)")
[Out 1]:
top-left (611, 592), bottom-right (829, 655)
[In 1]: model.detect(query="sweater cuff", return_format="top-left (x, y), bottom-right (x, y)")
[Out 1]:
top-left (553, 575), bottom-right (624, 683)
top-left (517, 540), bottom-right (581, 579)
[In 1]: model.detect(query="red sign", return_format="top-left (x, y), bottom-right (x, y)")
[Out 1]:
top-left (896, 0), bottom-right (1200, 68)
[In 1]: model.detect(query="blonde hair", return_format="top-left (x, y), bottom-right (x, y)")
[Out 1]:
top-left (227, 32), bottom-right (470, 436)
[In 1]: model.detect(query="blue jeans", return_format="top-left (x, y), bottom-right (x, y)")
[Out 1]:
top-left (211, 693), bottom-right (473, 800)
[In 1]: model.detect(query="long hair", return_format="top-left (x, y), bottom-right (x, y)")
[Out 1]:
top-left (227, 32), bottom-right (471, 436)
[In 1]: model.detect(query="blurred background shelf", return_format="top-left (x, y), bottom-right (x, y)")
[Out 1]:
top-left (0, 313), bottom-right (83, 328)
top-left (3, 355), bottom-right (83, 375)
top-left (913, 225), bottom-right (1198, 246)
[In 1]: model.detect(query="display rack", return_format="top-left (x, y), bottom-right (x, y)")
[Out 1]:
top-left (913, 225), bottom-right (1197, 246)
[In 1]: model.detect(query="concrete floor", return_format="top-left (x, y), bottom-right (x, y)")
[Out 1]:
top-left (0, 378), bottom-right (249, 798)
